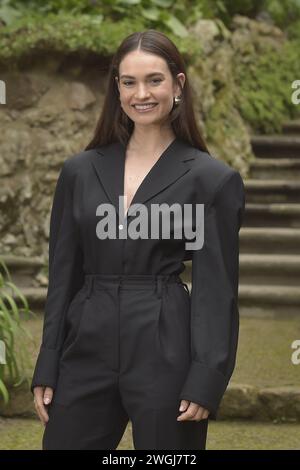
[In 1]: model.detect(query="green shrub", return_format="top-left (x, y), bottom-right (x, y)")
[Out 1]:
top-left (0, 0), bottom-right (202, 38)
top-left (234, 39), bottom-right (300, 133)
top-left (265, 0), bottom-right (300, 30)
top-left (0, 258), bottom-right (34, 406)
top-left (0, 11), bottom-right (199, 65)
top-left (2, 0), bottom-right (300, 31)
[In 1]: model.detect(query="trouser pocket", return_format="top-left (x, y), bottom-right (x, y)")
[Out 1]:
top-left (60, 288), bottom-right (89, 360)
top-left (155, 283), bottom-right (191, 370)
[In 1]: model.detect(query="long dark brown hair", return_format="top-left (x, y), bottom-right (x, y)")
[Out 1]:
top-left (85, 29), bottom-right (209, 153)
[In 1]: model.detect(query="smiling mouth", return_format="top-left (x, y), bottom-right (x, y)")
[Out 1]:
top-left (133, 103), bottom-right (158, 114)
top-left (132, 103), bottom-right (158, 111)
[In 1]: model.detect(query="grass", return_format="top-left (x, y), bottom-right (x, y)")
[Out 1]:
top-left (0, 416), bottom-right (299, 450)
top-left (233, 315), bottom-right (300, 387)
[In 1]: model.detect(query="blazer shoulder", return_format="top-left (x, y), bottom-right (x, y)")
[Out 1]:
top-left (61, 148), bottom-right (99, 176)
top-left (192, 148), bottom-right (237, 179)
top-left (191, 148), bottom-right (241, 201)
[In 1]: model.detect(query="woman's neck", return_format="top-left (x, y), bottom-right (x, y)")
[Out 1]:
top-left (127, 129), bottom-right (176, 154)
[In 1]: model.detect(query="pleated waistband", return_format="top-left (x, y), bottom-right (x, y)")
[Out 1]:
top-left (84, 273), bottom-right (181, 283)
top-left (83, 273), bottom-right (188, 299)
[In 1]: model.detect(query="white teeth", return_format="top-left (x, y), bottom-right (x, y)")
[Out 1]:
top-left (134, 104), bottom-right (157, 109)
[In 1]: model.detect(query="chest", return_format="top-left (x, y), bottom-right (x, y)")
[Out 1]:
top-left (123, 151), bottom-right (160, 214)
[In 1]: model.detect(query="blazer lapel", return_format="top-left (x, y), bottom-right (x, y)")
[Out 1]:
top-left (90, 137), bottom-right (196, 218)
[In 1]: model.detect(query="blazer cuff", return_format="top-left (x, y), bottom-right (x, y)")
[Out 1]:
top-left (30, 346), bottom-right (61, 394)
top-left (178, 360), bottom-right (229, 420)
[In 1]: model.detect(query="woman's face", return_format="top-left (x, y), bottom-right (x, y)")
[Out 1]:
top-left (116, 50), bottom-right (185, 128)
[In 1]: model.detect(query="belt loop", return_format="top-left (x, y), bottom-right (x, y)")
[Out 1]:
top-left (117, 275), bottom-right (123, 295)
top-left (156, 276), bottom-right (163, 299)
top-left (86, 277), bottom-right (94, 299)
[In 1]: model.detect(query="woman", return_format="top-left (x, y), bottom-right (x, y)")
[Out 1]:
top-left (31, 29), bottom-right (245, 450)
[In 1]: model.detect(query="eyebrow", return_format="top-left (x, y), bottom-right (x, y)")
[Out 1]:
top-left (120, 72), bottom-right (165, 79)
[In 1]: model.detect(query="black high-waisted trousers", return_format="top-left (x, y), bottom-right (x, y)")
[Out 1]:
top-left (42, 273), bottom-right (209, 450)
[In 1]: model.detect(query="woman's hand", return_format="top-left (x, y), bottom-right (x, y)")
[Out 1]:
top-left (177, 399), bottom-right (210, 421)
top-left (33, 386), bottom-right (54, 426)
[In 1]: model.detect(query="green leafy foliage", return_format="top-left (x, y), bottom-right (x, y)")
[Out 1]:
top-left (265, 0), bottom-right (300, 29)
top-left (0, 10), bottom-right (199, 64)
top-left (0, 0), bottom-right (202, 38)
top-left (235, 39), bottom-right (300, 133)
top-left (1, 0), bottom-right (300, 31)
top-left (0, 258), bottom-right (35, 406)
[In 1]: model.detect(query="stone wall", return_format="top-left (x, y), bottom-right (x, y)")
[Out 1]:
top-left (0, 61), bottom-right (105, 259)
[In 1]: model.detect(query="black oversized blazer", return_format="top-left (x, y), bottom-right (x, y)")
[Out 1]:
top-left (31, 137), bottom-right (246, 420)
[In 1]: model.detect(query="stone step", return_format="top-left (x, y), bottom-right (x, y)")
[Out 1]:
top-left (282, 119), bottom-right (300, 135)
top-left (245, 179), bottom-right (300, 203)
top-left (181, 281), bottom-right (300, 317)
top-left (184, 254), bottom-right (300, 285)
top-left (239, 254), bottom-right (300, 286)
top-left (9, 287), bottom-right (47, 313)
top-left (251, 135), bottom-right (300, 158)
top-left (219, 384), bottom-right (300, 422)
top-left (249, 158), bottom-right (300, 180)
top-left (239, 227), bottom-right (300, 254)
top-left (238, 284), bottom-right (300, 317)
top-left (0, 255), bottom-right (45, 288)
top-left (244, 203), bottom-right (300, 227)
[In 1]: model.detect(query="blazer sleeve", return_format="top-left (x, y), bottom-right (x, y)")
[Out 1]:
top-left (30, 160), bottom-right (84, 394)
top-left (179, 170), bottom-right (246, 420)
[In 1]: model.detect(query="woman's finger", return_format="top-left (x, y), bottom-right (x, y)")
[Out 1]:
top-left (43, 386), bottom-right (53, 405)
top-left (194, 407), bottom-right (208, 421)
top-left (34, 387), bottom-right (49, 425)
top-left (177, 402), bottom-right (199, 421)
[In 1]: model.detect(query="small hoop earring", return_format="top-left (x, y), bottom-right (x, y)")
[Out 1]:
top-left (174, 95), bottom-right (181, 105)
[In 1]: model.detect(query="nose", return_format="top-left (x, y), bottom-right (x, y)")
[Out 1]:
top-left (134, 84), bottom-right (151, 99)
